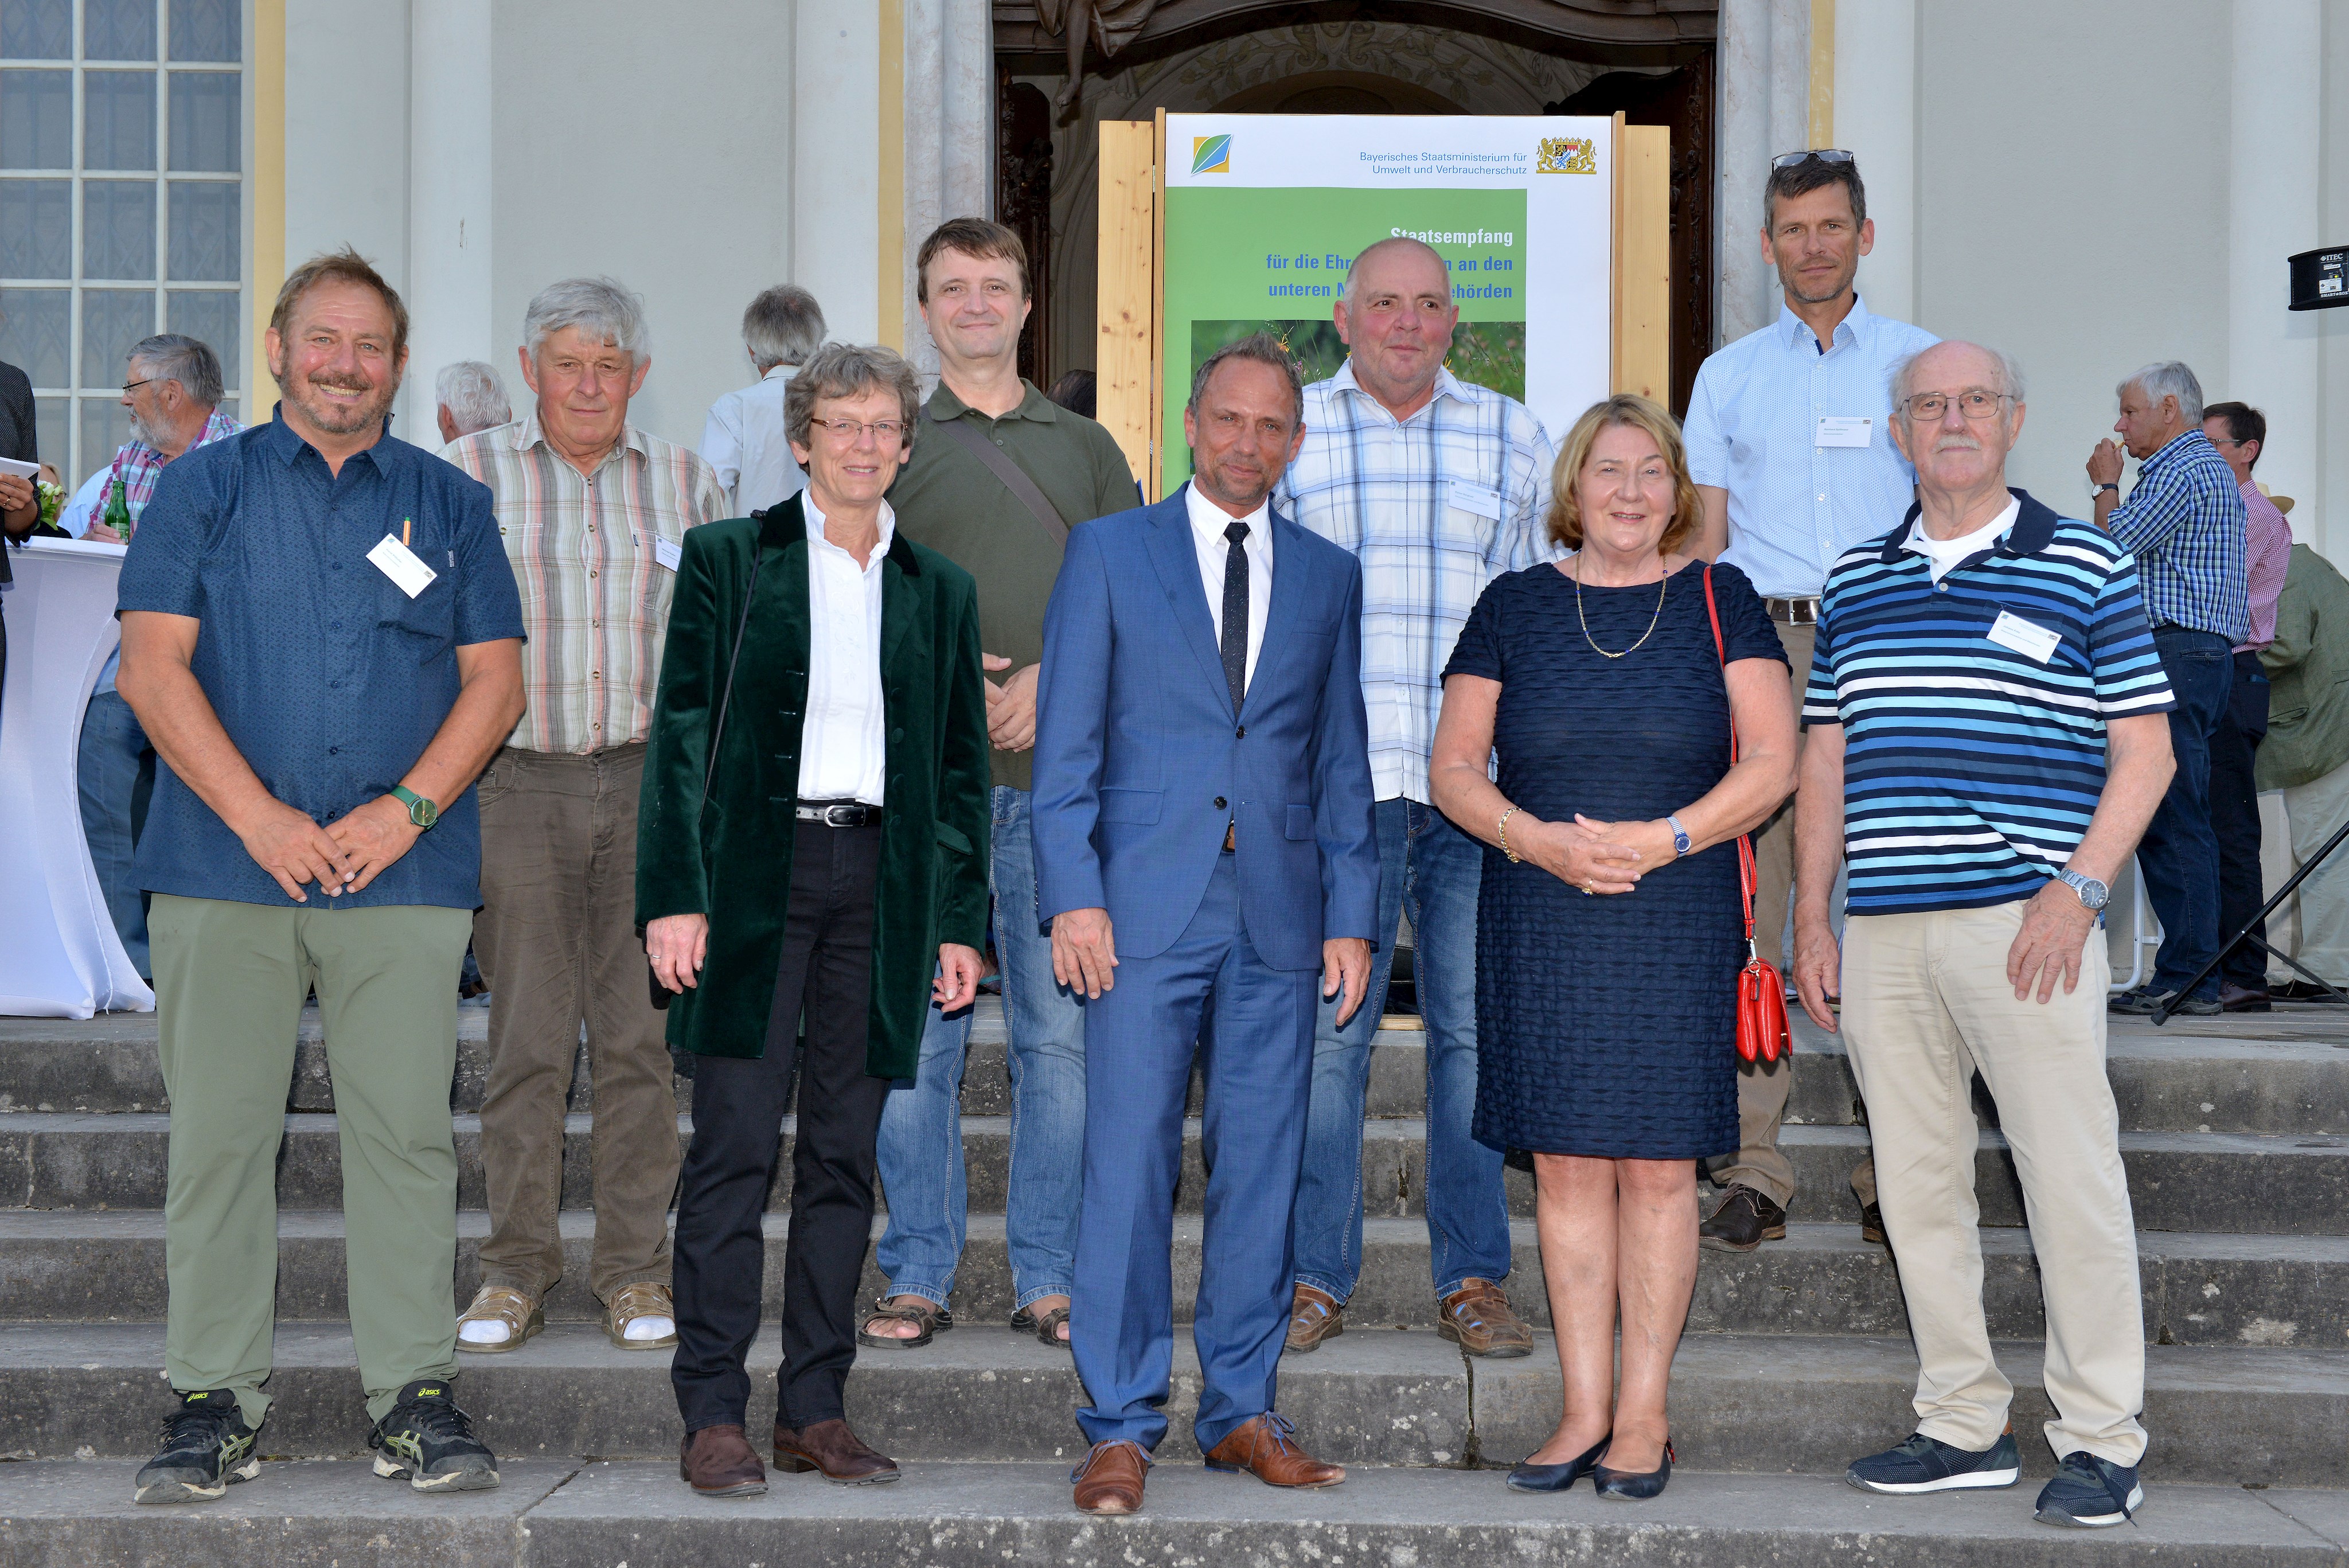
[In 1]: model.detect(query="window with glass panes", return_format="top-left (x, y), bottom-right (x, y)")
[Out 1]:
top-left (0, 0), bottom-right (244, 485)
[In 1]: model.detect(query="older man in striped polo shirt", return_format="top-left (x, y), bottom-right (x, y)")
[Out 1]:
top-left (1790, 341), bottom-right (2176, 1529)
top-left (442, 278), bottom-right (728, 1357)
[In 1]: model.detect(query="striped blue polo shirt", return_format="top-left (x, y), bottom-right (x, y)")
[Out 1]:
top-left (1801, 489), bottom-right (2176, 915)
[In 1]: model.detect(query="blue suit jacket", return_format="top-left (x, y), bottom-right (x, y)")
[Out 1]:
top-left (1032, 486), bottom-right (1379, 971)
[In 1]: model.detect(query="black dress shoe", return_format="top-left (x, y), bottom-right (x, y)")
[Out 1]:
top-left (1699, 1185), bottom-right (1786, 1253)
top-left (1506, 1433), bottom-right (1610, 1493)
top-left (2219, 982), bottom-right (2273, 1013)
top-left (2275, 980), bottom-right (2345, 1003)
top-left (1593, 1438), bottom-right (1675, 1500)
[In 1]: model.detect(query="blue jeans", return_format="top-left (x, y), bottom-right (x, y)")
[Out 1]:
top-left (873, 786), bottom-right (1086, 1309)
top-left (2139, 627), bottom-right (2233, 1000)
top-left (1293, 797), bottom-right (1511, 1301)
top-left (77, 688), bottom-right (155, 977)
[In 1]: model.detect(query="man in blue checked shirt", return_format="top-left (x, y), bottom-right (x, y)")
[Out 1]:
top-left (1273, 235), bottom-right (1555, 1360)
top-left (2085, 361), bottom-right (2247, 1017)
top-left (1681, 150), bottom-right (1936, 1254)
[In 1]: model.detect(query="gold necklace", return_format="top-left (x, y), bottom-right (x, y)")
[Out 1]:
top-left (1572, 557), bottom-right (1669, 659)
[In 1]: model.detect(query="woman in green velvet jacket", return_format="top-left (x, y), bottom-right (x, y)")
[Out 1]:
top-left (637, 343), bottom-right (992, 1491)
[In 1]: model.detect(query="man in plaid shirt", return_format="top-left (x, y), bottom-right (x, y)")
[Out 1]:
top-left (2086, 360), bottom-right (2248, 1016)
top-left (1273, 236), bottom-right (1555, 1359)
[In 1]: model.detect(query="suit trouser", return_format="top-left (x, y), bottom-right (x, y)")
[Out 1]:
top-left (1713, 619), bottom-right (1876, 1211)
top-left (1072, 852), bottom-right (1317, 1455)
top-left (474, 743), bottom-right (678, 1302)
top-left (2284, 755), bottom-right (2349, 986)
top-left (151, 894), bottom-right (473, 1429)
top-left (672, 818), bottom-right (890, 1434)
top-left (1841, 900), bottom-right (2147, 1466)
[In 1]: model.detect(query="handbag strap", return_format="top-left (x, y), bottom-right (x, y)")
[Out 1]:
top-left (927, 406), bottom-right (1068, 546)
top-left (1702, 564), bottom-right (1761, 950)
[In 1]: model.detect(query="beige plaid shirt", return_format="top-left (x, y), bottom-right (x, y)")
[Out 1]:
top-left (442, 413), bottom-right (727, 754)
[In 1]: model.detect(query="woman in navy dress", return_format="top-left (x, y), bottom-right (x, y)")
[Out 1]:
top-left (1430, 395), bottom-right (1795, 1500)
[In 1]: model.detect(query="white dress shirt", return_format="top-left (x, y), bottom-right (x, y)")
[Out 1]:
top-left (1185, 479), bottom-right (1274, 695)
top-left (797, 493), bottom-right (892, 805)
top-left (700, 364), bottom-right (809, 516)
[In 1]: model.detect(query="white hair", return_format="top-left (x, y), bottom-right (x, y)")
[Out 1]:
top-left (2120, 361), bottom-right (2203, 424)
top-left (434, 360), bottom-right (512, 436)
top-left (522, 276), bottom-right (650, 362)
top-left (1887, 341), bottom-right (2027, 409)
top-left (742, 285), bottom-right (826, 372)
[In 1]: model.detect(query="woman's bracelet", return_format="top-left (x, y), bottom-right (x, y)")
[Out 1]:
top-left (1497, 806), bottom-right (1521, 864)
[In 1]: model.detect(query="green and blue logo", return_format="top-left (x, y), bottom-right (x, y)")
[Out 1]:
top-left (1191, 134), bottom-right (1231, 175)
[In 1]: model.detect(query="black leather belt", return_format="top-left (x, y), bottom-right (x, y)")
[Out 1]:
top-left (796, 799), bottom-right (881, 826)
top-left (1763, 596), bottom-right (1823, 626)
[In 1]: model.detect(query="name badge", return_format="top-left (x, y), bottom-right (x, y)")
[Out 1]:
top-left (1816, 415), bottom-right (1872, 449)
top-left (1447, 481), bottom-right (1503, 521)
top-left (1987, 610), bottom-right (2061, 664)
top-left (654, 535), bottom-right (683, 571)
top-left (367, 533), bottom-right (438, 599)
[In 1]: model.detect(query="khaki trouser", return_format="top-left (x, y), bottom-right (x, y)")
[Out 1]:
top-left (1710, 619), bottom-right (1876, 1211)
top-left (152, 894), bottom-right (473, 1428)
top-left (474, 743), bottom-right (679, 1302)
top-left (1842, 901), bottom-right (2147, 1466)
top-left (2284, 755), bottom-right (2349, 985)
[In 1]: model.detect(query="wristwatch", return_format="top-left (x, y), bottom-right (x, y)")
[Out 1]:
top-left (1667, 813), bottom-right (1692, 858)
top-left (391, 785), bottom-right (440, 830)
top-left (2092, 479), bottom-right (2119, 497)
top-left (2055, 869), bottom-right (2109, 911)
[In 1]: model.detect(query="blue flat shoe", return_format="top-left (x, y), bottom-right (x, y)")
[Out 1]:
top-left (1593, 1437), bottom-right (1675, 1500)
top-left (1505, 1433), bottom-right (1610, 1493)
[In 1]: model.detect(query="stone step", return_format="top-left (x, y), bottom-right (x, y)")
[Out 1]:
top-left (5, 1003), bottom-right (2344, 1134)
top-left (2, 1322), bottom-right (2341, 1488)
top-left (6, 1209), bottom-right (2340, 1349)
top-left (6, 1110), bottom-right (2344, 1235)
top-left (9, 1460), bottom-right (2344, 1568)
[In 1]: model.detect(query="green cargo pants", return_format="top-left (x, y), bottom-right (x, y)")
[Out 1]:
top-left (150, 894), bottom-right (473, 1427)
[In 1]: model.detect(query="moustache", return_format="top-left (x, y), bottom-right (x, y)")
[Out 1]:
top-left (1932, 435), bottom-right (1982, 453)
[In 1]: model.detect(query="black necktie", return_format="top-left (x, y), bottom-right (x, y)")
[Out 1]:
top-left (1220, 520), bottom-right (1250, 712)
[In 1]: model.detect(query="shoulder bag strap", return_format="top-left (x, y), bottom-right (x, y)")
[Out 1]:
top-left (926, 406), bottom-right (1068, 545)
top-left (1703, 564), bottom-right (1759, 947)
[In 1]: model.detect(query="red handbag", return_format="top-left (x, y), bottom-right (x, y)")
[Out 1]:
top-left (1703, 566), bottom-right (1788, 1064)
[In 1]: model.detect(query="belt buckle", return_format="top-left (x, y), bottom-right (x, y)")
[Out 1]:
top-left (825, 803), bottom-right (860, 827)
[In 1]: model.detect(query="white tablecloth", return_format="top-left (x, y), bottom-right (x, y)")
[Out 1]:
top-left (0, 538), bottom-right (153, 1016)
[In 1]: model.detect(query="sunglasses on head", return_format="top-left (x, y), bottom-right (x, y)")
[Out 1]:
top-left (1770, 148), bottom-right (1855, 169)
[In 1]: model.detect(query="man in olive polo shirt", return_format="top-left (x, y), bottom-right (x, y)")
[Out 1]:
top-left (863, 218), bottom-right (1137, 1352)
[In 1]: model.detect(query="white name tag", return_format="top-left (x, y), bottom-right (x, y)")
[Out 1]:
top-left (367, 533), bottom-right (438, 599)
top-left (1446, 481), bottom-right (1503, 521)
top-left (654, 535), bottom-right (682, 571)
top-left (1987, 610), bottom-right (2061, 664)
top-left (1816, 415), bottom-right (1873, 448)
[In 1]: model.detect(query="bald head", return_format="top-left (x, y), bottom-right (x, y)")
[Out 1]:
top-left (1335, 237), bottom-right (1458, 419)
top-left (1341, 237), bottom-right (1447, 313)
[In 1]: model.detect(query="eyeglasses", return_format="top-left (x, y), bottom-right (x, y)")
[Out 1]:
top-left (808, 418), bottom-right (904, 443)
top-left (1771, 148), bottom-right (1854, 169)
top-left (120, 378), bottom-right (153, 396)
top-left (1900, 389), bottom-right (2015, 422)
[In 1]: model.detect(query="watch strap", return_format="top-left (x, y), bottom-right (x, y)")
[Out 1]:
top-left (391, 785), bottom-right (439, 828)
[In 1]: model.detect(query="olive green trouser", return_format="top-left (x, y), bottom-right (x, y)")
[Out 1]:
top-left (151, 894), bottom-right (473, 1428)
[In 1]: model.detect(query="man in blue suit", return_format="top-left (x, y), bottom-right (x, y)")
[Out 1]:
top-left (1032, 333), bottom-right (1380, 1516)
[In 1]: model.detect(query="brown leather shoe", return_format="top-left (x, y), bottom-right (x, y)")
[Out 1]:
top-left (1286, 1283), bottom-right (1344, 1353)
top-left (1699, 1184), bottom-right (1788, 1253)
top-left (1071, 1439), bottom-right (1149, 1514)
top-left (679, 1424), bottom-right (767, 1497)
top-left (2220, 981), bottom-right (2274, 1013)
top-left (1437, 1279), bottom-right (1534, 1358)
top-left (772, 1417), bottom-right (899, 1484)
top-left (1201, 1413), bottom-right (1345, 1488)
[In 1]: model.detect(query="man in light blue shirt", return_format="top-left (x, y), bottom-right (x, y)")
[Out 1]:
top-left (1681, 150), bottom-right (1936, 1254)
top-left (699, 284), bottom-right (823, 514)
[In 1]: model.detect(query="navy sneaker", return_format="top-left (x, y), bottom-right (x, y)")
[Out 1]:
top-left (134, 1388), bottom-right (262, 1504)
top-left (368, 1378), bottom-right (500, 1492)
top-left (1847, 1430), bottom-right (2021, 1494)
top-left (2035, 1450), bottom-right (2143, 1527)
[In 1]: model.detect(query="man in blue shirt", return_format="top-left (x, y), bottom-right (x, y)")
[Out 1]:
top-left (1681, 150), bottom-right (1936, 1253)
top-left (2085, 362), bottom-right (2249, 1016)
top-left (114, 249), bottom-right (525, 1506)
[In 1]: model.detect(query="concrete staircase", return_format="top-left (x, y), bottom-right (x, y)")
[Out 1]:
top-left (3, 998), bottom-right (2347, 1565)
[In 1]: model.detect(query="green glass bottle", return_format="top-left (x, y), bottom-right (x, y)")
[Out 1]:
top-left (102, 477), bottom-right (131, 538)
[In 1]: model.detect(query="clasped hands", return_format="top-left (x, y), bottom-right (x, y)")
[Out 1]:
top-left (236, 793), bottom-right (422, 901)
top-left (1511, 812), bottom-right (1678, 895)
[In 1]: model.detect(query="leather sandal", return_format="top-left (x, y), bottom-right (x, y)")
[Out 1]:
top-left (455, 1284), bottom-right (543, 1354)
top-left (604, 1281), bottom-right (678, 1350)
top-left (857, 1295), bottom-right (954, 1349)
top-left (1010, 1302), bottom-right (1073, 1350)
